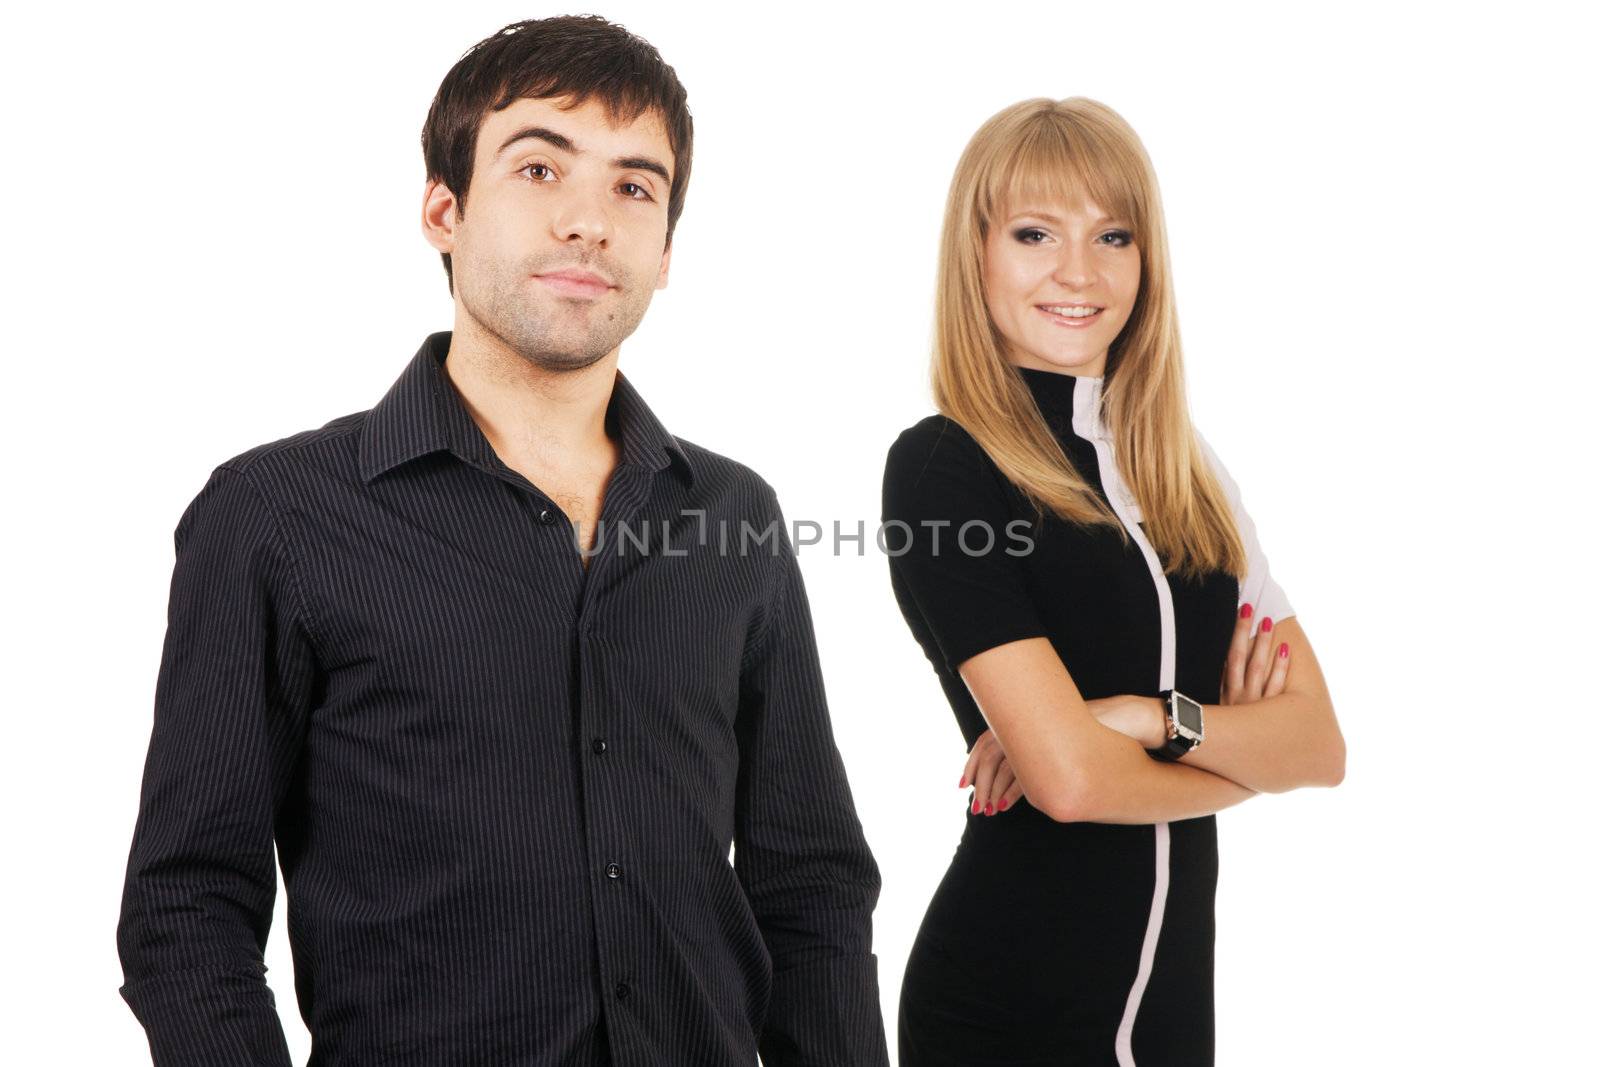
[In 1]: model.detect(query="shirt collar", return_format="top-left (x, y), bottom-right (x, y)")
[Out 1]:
top-left (358, 331), bottom-right (695, 488)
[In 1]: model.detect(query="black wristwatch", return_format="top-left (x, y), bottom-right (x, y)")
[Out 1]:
top-left (1147, 688), bottom-right (1204, 761)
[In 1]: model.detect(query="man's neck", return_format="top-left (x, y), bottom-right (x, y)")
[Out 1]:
top-left (441, 321), bottom-right (622, 470)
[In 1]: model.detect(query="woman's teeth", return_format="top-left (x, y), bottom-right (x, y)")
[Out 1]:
top-left (1040, 305), bottom-right (1101, 318)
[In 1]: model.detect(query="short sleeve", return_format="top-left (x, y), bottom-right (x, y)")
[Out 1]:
top-left (881, 418), bottom-right (1049, 673)
top-left (1195, 430), bottom-right (1295, 634)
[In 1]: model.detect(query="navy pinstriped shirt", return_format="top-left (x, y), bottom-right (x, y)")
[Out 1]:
top-left (116, 331), bottom-right (888, 1066)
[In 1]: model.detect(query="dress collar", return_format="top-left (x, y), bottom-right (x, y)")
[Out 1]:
top-left (1016, 364), bottom-right (1110, 441)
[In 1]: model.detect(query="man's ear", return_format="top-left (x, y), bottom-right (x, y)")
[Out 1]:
top-left (421, 178), bottom-right (459, 254)
top-left (655, 238), bottom-right (673, 290)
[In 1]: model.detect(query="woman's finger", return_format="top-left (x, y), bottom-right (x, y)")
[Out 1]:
top-left (1264, 637), bottom-right (1290, 698)
top-left (1242, 615), bottom-right (1276, 701)
top-left (1222, 603), bottom-right (1254, 704)
top-left (999, 773), bottom-right (1025, 813)
top-left (961, 728), bottom-right (999, 791)
top-left (987, 761), bottom-right (1016, 815)
top-left (971, 736), bottom-right (1002, 815)
top-left (963, 731), bottom-right (988, 811)
top-left (960, 734), bottom-right (984, 792)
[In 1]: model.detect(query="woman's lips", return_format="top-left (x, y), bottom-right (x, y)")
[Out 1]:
top-left (1035, 305), bottom-right (1103, 328)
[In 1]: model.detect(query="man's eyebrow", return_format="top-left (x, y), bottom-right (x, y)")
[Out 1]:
top-left (495, 126), bottom-right (672, 185)
top-left (614, 156), bottom-right (671, 185)
top-left (496, 126), bottom-right (575, 159)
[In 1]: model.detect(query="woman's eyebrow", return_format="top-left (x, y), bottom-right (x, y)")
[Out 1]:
top-left (1010, 210), bottom-right (1122, 225)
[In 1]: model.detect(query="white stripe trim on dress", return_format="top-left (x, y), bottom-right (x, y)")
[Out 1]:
top-left (1070, 375), bottom-right (1176, 1067)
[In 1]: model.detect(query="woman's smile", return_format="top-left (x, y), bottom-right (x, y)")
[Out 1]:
top-left (1035, 303), bottom-right (1105, 328)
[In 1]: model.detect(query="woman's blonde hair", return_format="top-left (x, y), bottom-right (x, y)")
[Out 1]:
top-left (932, 96), bottom-right (1245, 581)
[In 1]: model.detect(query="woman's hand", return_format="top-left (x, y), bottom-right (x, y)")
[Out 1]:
top-left (960, 728), bottom-right (1023, 817)
top-left (961, 697), bottom-right (1162, 816)
top-left (1221, 603), bottom-right (1291, 705)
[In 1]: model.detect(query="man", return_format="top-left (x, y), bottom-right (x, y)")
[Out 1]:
top-left (116, 15), bottom-right (889, 1066)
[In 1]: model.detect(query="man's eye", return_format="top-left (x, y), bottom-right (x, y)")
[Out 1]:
top-left (519, 163), bottom-right (554, 182)
top-left (620, 182), bottom-right (654, 201)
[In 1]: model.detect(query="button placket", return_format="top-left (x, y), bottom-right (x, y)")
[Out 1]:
top-left (567, 472), bottom-right (656, 1026)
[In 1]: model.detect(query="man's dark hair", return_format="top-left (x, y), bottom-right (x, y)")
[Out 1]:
top-left (421, 15), bottom-right (694, 295)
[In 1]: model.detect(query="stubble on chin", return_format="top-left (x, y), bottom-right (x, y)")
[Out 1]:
top-left (466, 257), bottom-right (653, 374)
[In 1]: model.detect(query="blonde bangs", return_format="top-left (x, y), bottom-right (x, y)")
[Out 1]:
top-left (977, 113), bottom-right (1144, 242)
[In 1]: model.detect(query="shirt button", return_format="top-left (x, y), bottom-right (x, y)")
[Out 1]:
top-left (605, 861), bottom-right (622, 880)
top-left (592, 737), bottom-right (608, 755)
top-left (538, 507), bottom-right (556, 525)
top-left (615, 981), bottom-right (630, 1001)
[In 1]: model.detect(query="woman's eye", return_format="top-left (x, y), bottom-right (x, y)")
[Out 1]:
top-left (1013, 227), bottom-right (1048, 244)
top-left (1101, 229), bottom-right (1133, 247)
top-left (519, 162), bottom-right (554, 182)
top-left (620, 181), bottom-right (654, 201)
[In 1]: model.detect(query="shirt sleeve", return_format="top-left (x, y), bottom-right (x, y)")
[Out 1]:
top-left (881, 418), bottom-right (1049, 673)
top-left (116, 464), bottom-right (318, 1067)
top-left (1195, 430), bottom-right (1296, 633)
top-left (734, 482), bottom-right (889, 1067)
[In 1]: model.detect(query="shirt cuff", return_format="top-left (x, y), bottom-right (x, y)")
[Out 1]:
top-left (759, 953), bottom-right (890, 1067)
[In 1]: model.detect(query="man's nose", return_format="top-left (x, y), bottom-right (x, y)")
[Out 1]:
top-left (550, 190), bottom-right (613, 247)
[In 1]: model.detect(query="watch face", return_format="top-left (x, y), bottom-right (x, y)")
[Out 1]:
top-left (1173, 692), bottom-right (1203, 737)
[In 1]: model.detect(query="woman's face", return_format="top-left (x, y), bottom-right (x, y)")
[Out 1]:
top-left (981, 195), bottom-right (1141, 378)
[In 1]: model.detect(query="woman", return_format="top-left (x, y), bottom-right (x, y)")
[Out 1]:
top-left (881, 97), bottom-right (1345, 1066)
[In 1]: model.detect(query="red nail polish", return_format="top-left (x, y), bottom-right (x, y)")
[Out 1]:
top-left (984, 803), bottom-right (993, 816)
top-left (1240, 603), bottom-right (1253, 619)
top-left (1261, 616), bottom-right (1273, 633)
top-left (998, 798), bottom-right (1009, 811)
top-left (971, 798), bottom-right (980, 814)
top-left (959, 775), bottom-right (967, 788)
top-left (1278, 642), bottom-right (1288, 658)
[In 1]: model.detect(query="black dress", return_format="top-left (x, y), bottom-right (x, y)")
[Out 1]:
top-left (880, 366), bottom-right (1294, 1066)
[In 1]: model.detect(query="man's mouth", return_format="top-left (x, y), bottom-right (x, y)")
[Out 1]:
top-left (534, 269), bottom-right (614, 299)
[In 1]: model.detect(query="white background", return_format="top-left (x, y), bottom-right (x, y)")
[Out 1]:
top-left (4, 1), bottom-right (1596, 1063)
